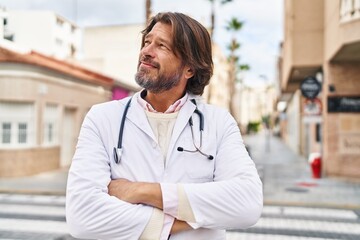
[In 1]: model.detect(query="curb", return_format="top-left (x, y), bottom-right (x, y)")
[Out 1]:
top-left (264, 199), bottom-right (360, 210)
top-left (0, 188), bottom-right (66, 196)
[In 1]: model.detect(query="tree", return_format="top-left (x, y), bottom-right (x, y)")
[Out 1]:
top-left (208, 0), bottom-right (233, 39)
top-left (206, 0), bottom-right (233, 103)
top-left (226, 17), bottom-right (249, 123)
top-left (145, 0), bottom-right (152, 24)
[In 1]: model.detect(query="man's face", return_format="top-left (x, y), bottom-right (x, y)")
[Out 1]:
top-left (135, 22), bottom-right (190, 93)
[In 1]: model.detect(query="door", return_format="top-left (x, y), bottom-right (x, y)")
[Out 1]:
top-left (61, 108), bottom-right (76, 167)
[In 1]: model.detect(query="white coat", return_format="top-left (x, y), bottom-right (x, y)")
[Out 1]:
top-left (66, 92), bottom-right (263, 240)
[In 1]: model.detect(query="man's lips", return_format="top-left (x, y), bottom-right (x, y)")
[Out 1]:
top-left (140, 60), bottom-right (159, 68)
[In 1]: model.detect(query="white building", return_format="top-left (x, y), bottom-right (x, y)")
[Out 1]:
top-left (5, 10), bottom-right (81, 60)
top-left (81, 24), bottom-right (143, 89)
top-left (236, 85), bottom-right (277, 133)
top-left (205, 43), bottom-right (231, 110)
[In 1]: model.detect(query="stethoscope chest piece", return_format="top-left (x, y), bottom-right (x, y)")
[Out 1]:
top-left (113, 147), bottom-right (123, 164)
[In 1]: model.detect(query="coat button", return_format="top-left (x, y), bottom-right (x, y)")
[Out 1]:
top-left (152, 141), bottom-right (157, 148)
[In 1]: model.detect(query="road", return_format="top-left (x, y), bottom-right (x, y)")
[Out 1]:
top-left (0, 193), bottom-right (359, 240)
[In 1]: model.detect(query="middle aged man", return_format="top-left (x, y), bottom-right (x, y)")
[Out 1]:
top-left (66, 12), bottom-right (263, 240)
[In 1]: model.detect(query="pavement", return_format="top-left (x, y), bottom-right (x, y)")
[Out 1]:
top-left (0, 130), bottom-right (360, 209)
top-left (244, 130), bottom-right (360, 210)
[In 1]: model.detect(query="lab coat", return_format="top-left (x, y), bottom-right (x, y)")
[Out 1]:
top-left (66, 92), bottom-right (263, 240)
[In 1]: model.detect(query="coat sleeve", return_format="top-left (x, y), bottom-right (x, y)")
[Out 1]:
top-left (165, 110), bottom-right (263, 230)
top-left (66, 104), bottom-right (153, 240)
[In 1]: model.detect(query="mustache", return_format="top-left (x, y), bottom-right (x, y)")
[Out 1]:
top-left (140, 56), bottom-right (160, 68)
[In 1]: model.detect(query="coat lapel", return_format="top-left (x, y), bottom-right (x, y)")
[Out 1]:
top-left (166, 99), bottom-right (196, 161)
top-left (126, 93), bottom-right (157, 143)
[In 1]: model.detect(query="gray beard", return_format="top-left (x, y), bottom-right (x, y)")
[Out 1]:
top-left (135, 68), bottom-right (182, 93)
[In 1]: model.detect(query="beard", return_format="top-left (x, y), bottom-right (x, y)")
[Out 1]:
top-left (135, 58), bottom-right (183, 94)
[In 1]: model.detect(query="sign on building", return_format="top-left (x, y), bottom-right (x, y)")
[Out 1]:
top-left (300, 76), bottom-right (321, 99)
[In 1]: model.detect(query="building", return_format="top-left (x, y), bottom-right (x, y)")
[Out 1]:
top-left (205, 43), bottom-right (231, 110)
top-left (0, 41), bottom-right (115, 177)
top-left (0, 8), bottom-right (138, 177)
top-left (279, 0), bottom-right (360, 178)
top-left (5, 10), bottom-right (82, 60)
top-left (81, 23), bottom-right (233, 108)
top-left (81, 24), bottom-right (143, 92)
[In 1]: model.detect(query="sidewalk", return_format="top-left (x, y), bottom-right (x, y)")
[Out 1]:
top-left (244, 130), bottom-right (360, 209)
top-left (0, 167), bottom-right (68, 195)
top-left (1, 131), bottom-right (360, 209)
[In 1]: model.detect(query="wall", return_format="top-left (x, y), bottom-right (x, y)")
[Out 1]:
top-left (0, 63), bottom-right (111, 176)
top-left (286, 90), bottom-right (301, 154)
top-left (82, 24), bottom-right (143, 89)
top-left (322, 62), bottom-right (360, 178)
top-left (0, 147), bottom-right (60, 177)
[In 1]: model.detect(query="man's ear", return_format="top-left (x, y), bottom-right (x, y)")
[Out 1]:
top-left (185, 67), bottom-right (194, 79)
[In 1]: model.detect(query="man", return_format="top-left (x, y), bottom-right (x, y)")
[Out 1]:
top-left (66, 12), bottom-right (262, 240)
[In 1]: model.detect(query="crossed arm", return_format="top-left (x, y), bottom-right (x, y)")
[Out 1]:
top-left (108, 179), bottom-right (192, 234)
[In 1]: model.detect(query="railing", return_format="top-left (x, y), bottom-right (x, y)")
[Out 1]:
top-left (340, 0), bottom-right (360, 22)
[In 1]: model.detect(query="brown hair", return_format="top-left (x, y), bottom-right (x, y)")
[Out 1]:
top-left (141, 12), bottom-right (213, 95)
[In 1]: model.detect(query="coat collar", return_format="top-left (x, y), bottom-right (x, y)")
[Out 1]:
top-left (125, 91), bottom-right (200, 154)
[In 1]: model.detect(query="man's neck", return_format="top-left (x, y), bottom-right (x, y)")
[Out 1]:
top-left (145, 90), bottom-right (185, 113)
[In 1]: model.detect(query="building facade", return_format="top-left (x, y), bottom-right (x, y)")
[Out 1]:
top-left (0, 42), bottom-right (114, 177)
top-left (81, 24), bottom-right (143, 91)
top-left (204, 43), bottom-right (231, 110)
top-left (5, 10), bottom-right (82, 60)
top-left (279, 0), bottom-right (360, 179)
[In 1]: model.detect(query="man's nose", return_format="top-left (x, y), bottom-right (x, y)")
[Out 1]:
top-left (141, 43), bottom-right (155, 57)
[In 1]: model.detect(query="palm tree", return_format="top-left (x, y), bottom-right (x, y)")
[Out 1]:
top-left (206, 0), bottom-right (233, 103)
top-left (208, 0), bottom-right (233, 39)
top-left (145, 0), bottom-right (152, 24)
top-left (226, 17), bottom-right (249, 122)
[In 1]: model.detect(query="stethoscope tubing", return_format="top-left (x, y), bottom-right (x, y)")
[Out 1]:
top-left (113, 97), bottom-right (213, 163)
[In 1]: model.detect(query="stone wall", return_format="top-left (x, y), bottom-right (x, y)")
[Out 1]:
top-left (0, 147), bottom-right (60, 177)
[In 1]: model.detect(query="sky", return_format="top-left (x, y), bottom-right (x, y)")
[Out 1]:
top-left (0, 0), bottom-right (283, 87)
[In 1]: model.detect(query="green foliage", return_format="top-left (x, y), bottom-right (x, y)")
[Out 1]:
top-left (226, 17), bottom-right (244, 31)
top-left (247, 121), bottom-right (261, 134)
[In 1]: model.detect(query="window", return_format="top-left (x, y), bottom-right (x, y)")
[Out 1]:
top-left (316, 123), bottom-right (321, 143)
top-left (43, 104), bottom-right (59, 145)
top-left (18, 123), bottom-right (27, 144)
top-left (0, 102), bottom-right (35, 148)
top-left (56, 18), bottom-right (64, 27)
top-left (56, 38), bottom-right (63, 46)
top-left (47, 123), bottom-right (53, 143)
top-left (2, 123), bottom-right (11, 144)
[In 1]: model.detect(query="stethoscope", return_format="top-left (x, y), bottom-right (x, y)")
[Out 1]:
top-left (113, 97), bottom-right (214, 164)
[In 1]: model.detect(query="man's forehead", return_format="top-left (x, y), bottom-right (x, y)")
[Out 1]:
top-left (146, 22), bottom-right (172, 37)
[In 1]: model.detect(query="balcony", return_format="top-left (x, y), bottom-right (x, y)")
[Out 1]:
top-left (330, 0), bottom-right (360, 62)
top-left (280, 0), bottom-right (323, 93)
top-left (340, 0), bottom-right (360, 23)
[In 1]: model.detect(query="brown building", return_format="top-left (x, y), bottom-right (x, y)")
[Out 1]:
top-left (0, 42), bottom-right (116, 177)
top-left (279, 0), bottom-right (360, 179)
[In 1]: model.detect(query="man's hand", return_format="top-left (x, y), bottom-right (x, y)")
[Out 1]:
top-left (108, 179), bottom-right (163, 209)
top-left (171, 220), bottom-right (192, 234)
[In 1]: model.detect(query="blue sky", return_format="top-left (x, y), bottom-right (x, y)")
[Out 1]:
top-left (0, 0), bottom-right (283, 87)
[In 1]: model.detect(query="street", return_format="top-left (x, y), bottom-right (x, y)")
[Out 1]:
top-left (0, 193), bottom-right (359, 239)
top-left (0, 132), bottom-right (360, 239)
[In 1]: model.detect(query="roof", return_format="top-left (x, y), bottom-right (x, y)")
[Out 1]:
top-left (0, 44), bottom-right (115, 88)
